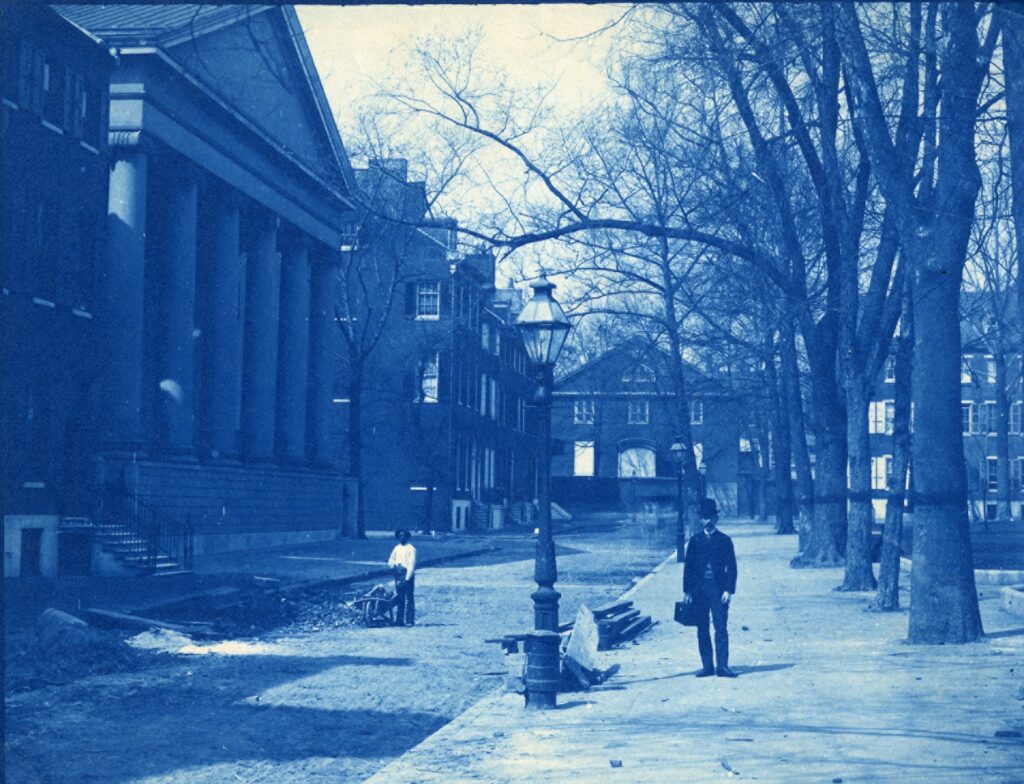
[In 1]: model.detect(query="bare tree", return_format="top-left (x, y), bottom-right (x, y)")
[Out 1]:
top-left (837, 1), bottom-right (999, 642)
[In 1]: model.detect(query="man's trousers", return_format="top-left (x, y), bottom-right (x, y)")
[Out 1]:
top-left (693, 580), bottom-right (728, 671)
top-left (395, 577), bottom-right (415, 626)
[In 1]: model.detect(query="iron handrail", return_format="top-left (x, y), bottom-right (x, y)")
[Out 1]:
top-left (101, 489), bottom-right (194, 573)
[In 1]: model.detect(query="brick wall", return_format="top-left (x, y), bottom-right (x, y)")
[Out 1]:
top-left (102, 457), bottom-right (344, 534)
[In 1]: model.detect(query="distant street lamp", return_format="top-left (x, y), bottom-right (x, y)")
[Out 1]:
top-left (516, 274), bottom-right (571, 710)
top-left (670, 440), bottom-right (687, 562)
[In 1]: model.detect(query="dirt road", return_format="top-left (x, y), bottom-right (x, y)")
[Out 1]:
top-left (5, 516), bottom-right (673, 783)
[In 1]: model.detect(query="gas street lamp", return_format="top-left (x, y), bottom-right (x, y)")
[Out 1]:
top-left (670, 440), bottom-right (688, 563)
top-left (515, 274), bottom-right (571, 709)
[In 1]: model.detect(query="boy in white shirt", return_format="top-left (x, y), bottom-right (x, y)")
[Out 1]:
top-left (387, 529), bottom-right (416, 626)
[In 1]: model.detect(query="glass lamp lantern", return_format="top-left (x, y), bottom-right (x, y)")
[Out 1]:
top-left (515, 275), bottom-right (571, 367)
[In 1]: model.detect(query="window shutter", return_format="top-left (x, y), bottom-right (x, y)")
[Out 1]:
top-left (404, 281), bottom-right (415, 317)
top-left (18, 40), bottom-right (31, 106)
top-left (437, 351), bottom-right (450, 402)
top-left (31, 49), bottom-right (44, 114)
top-left (72, 76), bottom-right (84, 137)
top-left (63, 69), bottom-right (74, 131)
top-left (439, 279), bottom-right (450, 319)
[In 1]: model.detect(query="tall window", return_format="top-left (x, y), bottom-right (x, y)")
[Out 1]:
top-left (869, 401), bottom-right (895, 435)
top-left (42, 58), bottom-right (65, 128)
top-left (961, 402), bottom-right (973, 435)
top-left (984, 358), bottom-right (997, 384)
top-left (415, 280), bottom-right (440, 319)
top-left (479, 373), bottom-right (488, 414)
top-left (883, 355), bottom-right (896, 383)
top-left (627, 400), bottom-right (649, 425)
top-left (618, 446), bottom-right (655, 478)
top-left (489, 377), bottom-right (497, 419)
top-left (961, 356), bottom-right (973, 384)
top-left (417, 354), bottom-right (439, 403)
top-left (986, 457), bottom-right (998, 491)
top-left (1010, 401), bottom-right (1022, 434)
top-left (573, 441), bottom-right (595, 477)
top-left (481, 322), bottom-right (490, 351)
top-left (574, 399), bottom-right (596, 424)
top-left (978, 402), bottom-right (997, 435)
top-left (1012, 458), bottom-right (1024, 491)
top-left (690, 398), bottom-right (704, 425)
top-left (871, 455), bottom-right (892, 491)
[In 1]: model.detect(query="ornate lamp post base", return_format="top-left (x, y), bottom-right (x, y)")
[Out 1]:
top-left (524, 630), bottom-right (561, 708)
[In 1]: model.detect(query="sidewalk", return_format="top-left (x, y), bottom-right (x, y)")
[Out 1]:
top-left (366, 519), bottom-right (1024, 784)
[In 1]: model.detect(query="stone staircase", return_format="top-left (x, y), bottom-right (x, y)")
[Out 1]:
top-left (93, 491), bottom-right (194, 576)
top-left (93, 521), bottom-right (187, 575)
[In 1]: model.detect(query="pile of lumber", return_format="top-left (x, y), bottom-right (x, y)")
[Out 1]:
top-left (485, 599), bottom-right (653, 654)
top-left (593, 600), bottom-right (652, 650)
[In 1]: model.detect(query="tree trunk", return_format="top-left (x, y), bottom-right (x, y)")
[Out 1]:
top-left (909, 264), bottom-right (983, 642)
top-left (782, 320), bottom-right (814, 548)
top-left (1003, 9), bottom-right (1024, 316)
top-left (872, 286), bottom-right (913, 612)
top-left (767, 354), bottom-right (795, 534)
top-left (904, 3), bottom-right (986, 644)
top-left (347, 362), bottom-right (366, 539)
top-left (994, 350), bottom-right (1012, 520)
top-left (661, 264), bottom-right (703, 539)
top-left (792, 332), bottom-right (846, 568)
top-left (839, 383), bottom-right (877, 590)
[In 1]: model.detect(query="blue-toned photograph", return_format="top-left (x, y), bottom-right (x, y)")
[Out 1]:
top-left (2, 3), bottom-right (1023, 782)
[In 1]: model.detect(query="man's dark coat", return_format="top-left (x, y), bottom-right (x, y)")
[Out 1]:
top-left (683, 529), bottom-right (737, 595)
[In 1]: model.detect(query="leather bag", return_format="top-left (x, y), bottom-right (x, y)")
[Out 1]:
top-left (674, 600), bottom-right (699, 626)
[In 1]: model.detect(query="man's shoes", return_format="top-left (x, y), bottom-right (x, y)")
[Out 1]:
top-left (695, 667), bottom-right (715, 678)
top-left (716, 666), bottom-right (738, 678)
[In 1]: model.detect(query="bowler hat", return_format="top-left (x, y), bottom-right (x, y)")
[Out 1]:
top-left (699, 498), bottom-right (718, 520)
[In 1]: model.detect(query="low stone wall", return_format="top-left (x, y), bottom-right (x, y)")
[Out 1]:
top-left (1000, 585), bottom-right (1024, 619)
top-left (98, 455), bottom-right (348, 542)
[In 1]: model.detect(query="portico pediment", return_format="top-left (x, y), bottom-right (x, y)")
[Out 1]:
top-left (164, 8), bottom-right (348, 188)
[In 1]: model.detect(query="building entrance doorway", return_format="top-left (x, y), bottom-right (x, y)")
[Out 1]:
top-left (21, 528), bottom-right (43, 577)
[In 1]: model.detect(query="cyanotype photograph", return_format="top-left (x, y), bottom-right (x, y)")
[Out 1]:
top-left (2, 2), bottom-right (1023, 782)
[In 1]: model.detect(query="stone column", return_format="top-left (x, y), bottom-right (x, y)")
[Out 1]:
top-left (154, 163), bottom-right (199, 455)
top-left (306, 246), bottom-right (338, 466)
top-left (241, 208), bottom-right (281, 462)
top-left (275, 229), bottom-right (311, 462)
top-left (103, 132), bottom-right (149, 450)
top-left (200, 185), bottom-right (245, 459)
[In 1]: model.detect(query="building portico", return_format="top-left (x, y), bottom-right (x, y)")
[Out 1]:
top-left (56, 4), bottom-right (356, 555)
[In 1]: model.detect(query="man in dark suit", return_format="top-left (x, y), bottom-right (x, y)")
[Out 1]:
top-left (683, 498), bottom-right (738, 678)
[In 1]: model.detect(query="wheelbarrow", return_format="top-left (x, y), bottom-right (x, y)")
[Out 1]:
top-left (351, 583), bottom-right (399, 627)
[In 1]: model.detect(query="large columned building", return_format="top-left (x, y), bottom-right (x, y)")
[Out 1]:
top-left (46, 5), bottom-right (356, 560)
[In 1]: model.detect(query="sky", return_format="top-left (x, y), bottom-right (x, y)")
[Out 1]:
top-left (297, 4), bottom-right (627, 136)
top-left (296, 4), bottom-right (632, 282)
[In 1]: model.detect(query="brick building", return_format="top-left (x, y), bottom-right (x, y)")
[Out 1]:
top-left (550, 339), bottom-right (755, 517)
top-left (4, 5), bottom-right (359, 576)
top-left (341, 160), bottom-right (538, 533)
top-left (2, 5), bottom-right (113, 577)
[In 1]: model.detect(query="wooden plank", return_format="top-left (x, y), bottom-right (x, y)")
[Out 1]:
top-left (616, 616), bottom-right (653, 644)
top-left (82, 607), bottom-right (216, 637)
top-left (592, 601), bottom-right (633, 620)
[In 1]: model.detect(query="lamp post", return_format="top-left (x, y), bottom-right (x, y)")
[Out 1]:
top-left (699, 461), bottom-right (709, 500)
top-left (516, 274), bottom-right (571, 709)
top-left (670, 440), bottom-right (687, 562)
